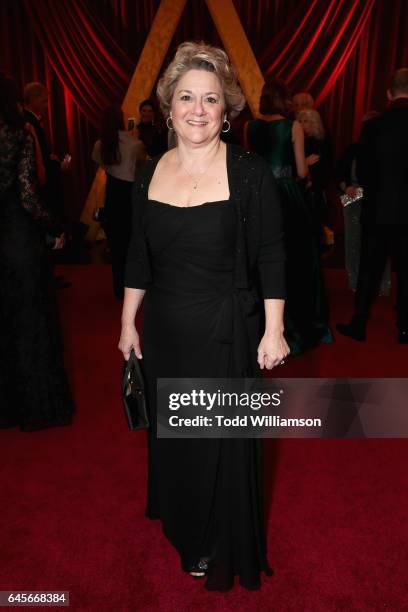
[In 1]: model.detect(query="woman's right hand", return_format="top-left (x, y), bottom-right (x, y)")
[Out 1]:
top-left (118, 324), bottom-right (142, 361)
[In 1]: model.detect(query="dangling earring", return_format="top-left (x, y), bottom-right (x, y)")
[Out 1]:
top-left (166, 113), bottom-right (174, 130)
top-left (221, 117), bottom-right (230, 133)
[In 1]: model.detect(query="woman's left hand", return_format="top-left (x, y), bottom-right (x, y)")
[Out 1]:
top-left (257, 332), bottom-right (290, 370)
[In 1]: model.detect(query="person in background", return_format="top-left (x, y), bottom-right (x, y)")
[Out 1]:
top-left (23, 82), bottom-right (70, 287)
top-left (297, 108), bottom-right (333, 245)
top-left (136, 99), bottom-right (167, 157)
top-left (245, 77), bottom-right (332, 354)
top-left (337, 68), bottom-right (408, 343)
top-left (336, 111), bottom-right (391, 295)
top-left (0, 74), bottom-right (74, 430)
top-left (23, 82), bottom-right (71, 216)
top-left (294, 90), bottom-right (333, 169)
top-left (92, 105), bottom-right (146, 299)
top-left (293, 91), bottom-right (314, 114)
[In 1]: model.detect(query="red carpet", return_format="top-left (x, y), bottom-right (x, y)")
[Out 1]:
top-left (1, 266), bottom-right (407, 611)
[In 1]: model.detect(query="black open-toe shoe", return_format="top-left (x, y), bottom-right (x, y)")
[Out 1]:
top-left (189, 557), bottom-right (210, 579)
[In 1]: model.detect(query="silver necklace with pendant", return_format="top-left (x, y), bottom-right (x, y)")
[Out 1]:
top-left (179, 145), bottom-right (220, 190)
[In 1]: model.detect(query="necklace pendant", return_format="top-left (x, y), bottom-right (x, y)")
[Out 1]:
top-left (193, 184), bottom-right (198, 189)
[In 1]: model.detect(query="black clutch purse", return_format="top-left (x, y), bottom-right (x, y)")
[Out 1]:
top-left (121, 349), bottom-right (149, 429)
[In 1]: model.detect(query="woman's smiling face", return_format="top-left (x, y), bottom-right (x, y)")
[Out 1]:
top-left (171, 69), bottom-right (225, 146)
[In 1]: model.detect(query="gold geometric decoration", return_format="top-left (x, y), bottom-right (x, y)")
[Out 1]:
top-left (122, 0), bottom-right (188, 121)
top-left (205, 0), bottom-right (264, 117)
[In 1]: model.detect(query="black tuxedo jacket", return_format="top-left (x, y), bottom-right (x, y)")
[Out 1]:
top-left (357, 98), bottom-right (408, 225)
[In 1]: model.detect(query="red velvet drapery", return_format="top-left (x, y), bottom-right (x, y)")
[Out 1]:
top-left (23, 0), bottom-right (135, 125)
top-left (1, 0), bottom-right (407, 219)
top-left (260, 0), bottom-right (375, 107)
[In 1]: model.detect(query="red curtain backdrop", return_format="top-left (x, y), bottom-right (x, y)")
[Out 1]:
top-left (1, 0), bottom-right (407, 220)
top-left (259, 0), bottom-right (375, 107)
top-left (23, 0), bottom-right (135, 125)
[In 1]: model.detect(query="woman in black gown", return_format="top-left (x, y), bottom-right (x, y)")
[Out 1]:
top-left (0, 75), bottom-right (74, 431)
top-left (119, 43), bottom-right (289, 591)
top-left (92, 106), bottom-right (145, 299)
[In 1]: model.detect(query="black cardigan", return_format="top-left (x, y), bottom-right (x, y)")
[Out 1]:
top-left (125, 143), bottom-right (286, 300)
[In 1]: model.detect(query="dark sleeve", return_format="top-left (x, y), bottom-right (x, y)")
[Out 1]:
top-left (336, 144), bottom-right (355, 188)
top-left (256, 166), bottom-right (286, 299)
top-left (319, 136), bottom-right (333, 185)
top-left (246, 120), bottom-right (266, 157)
top-left (322, 134), bottom-right (334, 178)
top-left (356, 121), bottom-right (374, 188)
top-left (18, 132), bottom-right (50, 224)
top-left (124, 167), bottom-right (152, 289)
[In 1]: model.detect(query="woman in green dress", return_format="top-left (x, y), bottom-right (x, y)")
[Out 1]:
top-left (245, 78), bottom-right (332, 354)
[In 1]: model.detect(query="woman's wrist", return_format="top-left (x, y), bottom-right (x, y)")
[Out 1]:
top-left (121, 320), bottom-right (136, 329)
top-left (263, 298), bottom-right (285, 338)
top-left (263, 326), bottom-right (284, 338)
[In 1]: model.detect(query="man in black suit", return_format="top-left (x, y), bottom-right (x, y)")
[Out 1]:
top-left (23, 83), bottom-right (71, 218)
top-left (337, 68), bottom-right (408, 343)
top-left (24, 82), bottom-right (71, 286)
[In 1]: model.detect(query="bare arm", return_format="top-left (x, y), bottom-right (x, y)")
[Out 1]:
top-left (121, 287), bottom-right (145, 327)
top-left (119, 288), bottom-right (145, 360)
top-left (292, 120), bottom-right (308, 179)
top-left (264, 298), bottom-right (285, 336)
top-left (258, 298), bottom-right (289, 369)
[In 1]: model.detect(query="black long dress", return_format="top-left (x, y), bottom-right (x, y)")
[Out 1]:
top-left (140, 199), bottom-right (271, 591)
top-left (125, 145), bottom-right (286, 591)
top-left (0, 123), bottom-right (74, 431)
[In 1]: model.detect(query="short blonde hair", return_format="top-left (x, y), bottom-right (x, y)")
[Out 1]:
top-left (156, 41), bottom-right (246, 119)
top-left (297, 109), bottom-right (325, 140)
